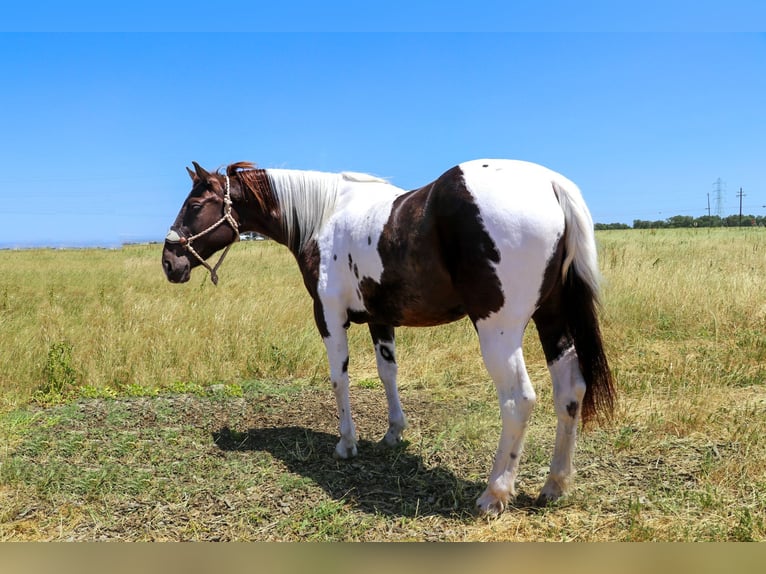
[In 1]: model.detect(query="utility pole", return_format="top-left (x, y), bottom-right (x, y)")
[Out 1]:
top-left (707, 193), bottom-right (711, 217)
top-left (737, 187), bottom-right (746, 226)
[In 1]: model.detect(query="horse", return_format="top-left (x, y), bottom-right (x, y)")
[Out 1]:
top-left (161, 158), bottom-right (615, 515)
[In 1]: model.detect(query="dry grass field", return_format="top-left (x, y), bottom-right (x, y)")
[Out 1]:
top-left (0, 228), bottom-right (764, 541)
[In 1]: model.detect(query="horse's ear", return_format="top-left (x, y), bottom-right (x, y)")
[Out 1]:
top-left (192, 161), bottom-right (210, 180)
top-left (186, 166), bottom-right (196, 182)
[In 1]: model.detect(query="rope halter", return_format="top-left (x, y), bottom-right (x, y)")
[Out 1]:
top-left (165, 174), bottom-right (239, 286)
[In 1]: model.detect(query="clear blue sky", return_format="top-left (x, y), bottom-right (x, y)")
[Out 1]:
top-left (1, 5), bottom-right (765, 247)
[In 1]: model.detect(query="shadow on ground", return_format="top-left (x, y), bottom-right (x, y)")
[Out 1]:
top-left (213, 425), bottom-right (487, 518)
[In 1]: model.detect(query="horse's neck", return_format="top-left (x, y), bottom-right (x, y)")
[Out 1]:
top-left (265, 169), bottom-right (341, 254)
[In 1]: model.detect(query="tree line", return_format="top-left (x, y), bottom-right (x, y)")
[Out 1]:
top-left (596, 214), bottom-right (766, 230)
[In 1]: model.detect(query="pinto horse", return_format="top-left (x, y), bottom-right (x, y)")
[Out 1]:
top-left (162, 159), bottom-right (615, 515)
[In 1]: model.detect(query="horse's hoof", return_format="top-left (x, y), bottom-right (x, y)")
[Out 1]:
top-left (536, 477), bottom-right (566, 506)
top-left (380, 430), bottom-right (405, 448)
top-left (535, 488), bottom-right (565, 507)
top-left (535, 493), bottom-right (554, 507)
top-left (476, 490), bottom-right (509, 517)
top-left (333, 442), bottom-right (358, 459)
top-left (379, 436), bottom-right (408, 450)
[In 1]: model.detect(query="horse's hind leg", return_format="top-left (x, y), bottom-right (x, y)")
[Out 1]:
top-left (475, 321), bottom-right (536, 515)
top-left (538, 347), bottom-right (586, 504)
top-left (533, 306), bottom-right (586, 505)
top-left (369, 324), bottom-right (407, 446)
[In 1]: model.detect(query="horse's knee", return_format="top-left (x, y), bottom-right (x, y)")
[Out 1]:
top-left (499, 385), bottom-right (537, 424)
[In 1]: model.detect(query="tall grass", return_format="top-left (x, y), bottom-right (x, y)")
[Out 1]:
top-left (1, 229), bottom-right (764, 412)
top-left (599, 227), bottom-right (765, 400)
top-left (0, 242), bottom-right (317, 408)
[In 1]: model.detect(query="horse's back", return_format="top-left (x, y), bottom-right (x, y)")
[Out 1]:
top-left (458, 159), bottom-right (569, 229)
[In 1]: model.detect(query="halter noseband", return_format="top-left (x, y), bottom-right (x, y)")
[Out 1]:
top-left (165, 174), bottom-right (239, 286)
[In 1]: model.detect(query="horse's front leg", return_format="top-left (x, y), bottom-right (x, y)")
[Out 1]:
top-left (369, 324), bottom-right (407, 446)
top-left (320, 307), bottom-right (357, 459)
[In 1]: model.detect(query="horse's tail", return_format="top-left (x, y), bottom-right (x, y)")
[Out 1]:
top-left (553, 181), bottom-right (615, 425)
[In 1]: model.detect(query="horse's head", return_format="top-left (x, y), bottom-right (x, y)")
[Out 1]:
top-left (162, 162), bottom-right (242, 285)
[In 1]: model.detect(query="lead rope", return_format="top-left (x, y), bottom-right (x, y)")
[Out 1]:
top-left (166, 174), bottom-right (239, 285)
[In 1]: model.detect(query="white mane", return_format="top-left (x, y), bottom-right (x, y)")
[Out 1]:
top-left (264, 169), bottom-right (341, 252)
top-left (264, 169), bottom-right (389, 252)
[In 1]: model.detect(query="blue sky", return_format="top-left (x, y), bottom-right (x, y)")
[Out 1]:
top-left (1, 6), bottom-right (765, 247)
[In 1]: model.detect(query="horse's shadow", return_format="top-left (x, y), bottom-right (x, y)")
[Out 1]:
top-left (212, 425), bottom-right (492, 518)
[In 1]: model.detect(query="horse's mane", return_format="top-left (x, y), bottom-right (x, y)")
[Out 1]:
top-left (224, 162), bottom-right (388, 252)
top-left (225, 162), bottom-right (341, 253)
top-left (225, 162), bottom-right (277, 215)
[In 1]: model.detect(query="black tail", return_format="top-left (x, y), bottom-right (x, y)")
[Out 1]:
top-left (550, 179), bottom-right (616, 426)
top-left (564, 268), bottom-right (615, 426)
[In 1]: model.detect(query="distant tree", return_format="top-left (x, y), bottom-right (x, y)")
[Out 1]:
top-left (667, 215), bottom-right (695, 228)
top-left (694, 215), bottom-right (722, 227)
top-left (595, 222), bottom-right (631, 230)
top-left (723, 214), bottom-right (743, 227)
top-left (605, 213), bottom-right (765, 229)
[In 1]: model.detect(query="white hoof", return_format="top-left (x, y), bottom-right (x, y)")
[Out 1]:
top-left (476, 488), bottom-right (511, 516)
top-left (333, 439), bottom-right (358, 459)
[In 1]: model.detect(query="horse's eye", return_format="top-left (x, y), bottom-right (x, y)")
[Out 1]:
top-left (189, 203), bottom-right (202, 212)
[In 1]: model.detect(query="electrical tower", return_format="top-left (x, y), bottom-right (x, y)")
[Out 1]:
top-left (713, 178), bottom-right (725, 217)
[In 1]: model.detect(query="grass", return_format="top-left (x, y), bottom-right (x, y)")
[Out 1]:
top-left (0, 228), bottom-right (765, 540)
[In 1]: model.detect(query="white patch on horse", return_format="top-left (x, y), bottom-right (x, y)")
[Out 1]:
top-left (316, 177), bottom-right (405, 312)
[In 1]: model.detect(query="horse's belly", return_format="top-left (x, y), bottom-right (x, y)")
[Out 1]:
top-left (397, 301), bottom-right (466, 327)
top-left (357, 275), bottom-right (465, 327)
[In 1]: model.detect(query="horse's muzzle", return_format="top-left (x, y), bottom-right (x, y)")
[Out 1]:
top-left (162, 246), bottom-right (191, 283)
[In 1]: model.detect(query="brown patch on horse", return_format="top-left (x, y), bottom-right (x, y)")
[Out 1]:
top-left (356, 166), bottom-right (503, 327)
top-left (431, 166), bottom-right (504, 323)
top-left (532, 234), bottom-right (573, 363)
top-left (295, 239), bottom-right (329, 338)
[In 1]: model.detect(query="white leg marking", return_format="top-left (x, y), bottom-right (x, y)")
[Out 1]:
top-left (538, 346), bottom-right (587, 503)
top-left (475, 325), bottom-right (536, 515)
top-left (374, 340), bottom-right (407, 446)
top-left (323, 323), bottom-right (357, 459)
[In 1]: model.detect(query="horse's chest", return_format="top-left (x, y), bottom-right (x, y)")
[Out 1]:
top-left (316, 201), bottom-right (392, 299)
